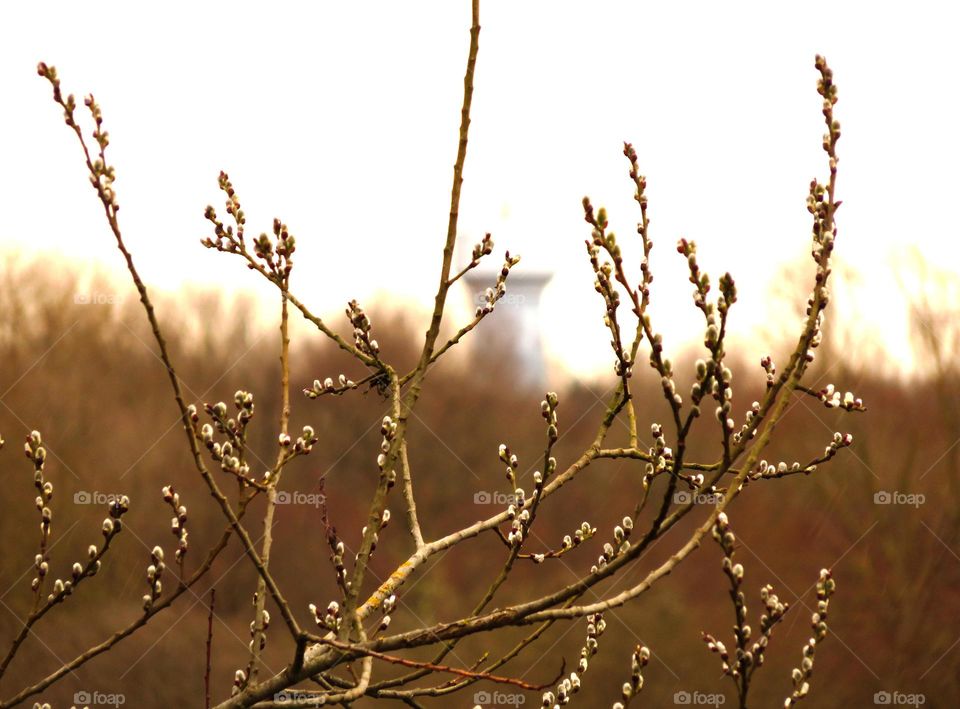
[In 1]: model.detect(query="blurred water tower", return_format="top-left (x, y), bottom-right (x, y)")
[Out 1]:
top-left (459, 205), bottom-right (553, 393)
top-left (462, 267), bottom-right (553, 391)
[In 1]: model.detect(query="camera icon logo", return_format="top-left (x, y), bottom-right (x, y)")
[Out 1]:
top-left (874, 691), bottom-right (891, 704)
top-left (674, 690), bottom-right (692, 704)
top-left (473, 491), bottom-right (492, 504)
top-left (275, 491), bottom-right (291, 505)
top-left (474, 690), bottom-right (491, 705)
top-left (74, 692), bottom-right (91, 704)
top-left (74, 491), bottom-right (91, 505)
top-left (673, 490), bottom-right (692, 504)
top-left (874, 491), bottom-right (891, 505)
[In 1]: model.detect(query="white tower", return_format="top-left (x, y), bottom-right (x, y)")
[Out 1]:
top-left (463, 269), bottom-right (553, 391)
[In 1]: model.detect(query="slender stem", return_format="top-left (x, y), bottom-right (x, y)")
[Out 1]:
top-left (248, 289), bottom-right (292, 683)
top-left (403, 0), bottom-right (481, 407)
top-left (318, 637), bottom-right (551, 691)
top-left (205, 589), bottom-right (216, 709)
top-left (399, 440), bottom-right (425, 549)
top-left (339, 0), bottom-right (481, 638)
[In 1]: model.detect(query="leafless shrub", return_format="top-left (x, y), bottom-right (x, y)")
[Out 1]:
top-left (0, 2), bottom-right (867, 707)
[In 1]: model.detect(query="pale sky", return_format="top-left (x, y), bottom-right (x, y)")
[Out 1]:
top-left (2, 1), bottom-right (958, 380)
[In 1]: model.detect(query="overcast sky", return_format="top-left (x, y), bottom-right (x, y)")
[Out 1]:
top-left (2, 1), bottom-right (958, 380)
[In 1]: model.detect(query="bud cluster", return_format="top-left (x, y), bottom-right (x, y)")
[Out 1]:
top-left (749, 430), bottom-right (852, 484)
top-left (448, 233), bottom-right (496, 292)
top-left (784, 569), bottom-right (836, 707)
top-left (751, 459), bottom-right (804, 482)
top-left (36, 492), bottom-right (126, 609)
top-left (711, 363), bottom-right (736, 434)
top-left (161, 485), bottom-right (189, 565)
top-left (274, 423), bottom-right (320, 474)
top-left (506, 393), bottom-right (560, 548)
top-left (590, 516), bottom-right (634, 574)
top-left (39, 65), bottom-right (119, 214)
top-left (377, 415), bottom-right (398, 488)
top-left (689, 358), bottom-right (718, 419)
top-left (253, 217), bottom-right (296, 280)
top-left (541, 391), bottom-right (559, 445)
top-left (231, 669), bottom-right (247, 697)
top-left (676, 238), bottom-right (711, 316)
top-left (248, 599), bottom-right (271, 653)
top-left (189, 392), bottom-right (260, 486)
top-left (470, 232), bottom-right (494, 262)
top-left (613, 644), bottom-right (651, 708)
top-left (704, 512), bottom-right (752, 679)
top-left (305, 373), bottom-right (358, 399)
top-left (202, 172), bottom-right (246, 256)
top-left (817, 384), bottom-right (865, 412)
top-left (25, 431), bottom-right (54, 597)
top-left (677, 239), bottom-right (739, 441)
top-left (646, 423), bottom-right (672, 479)
top-left (104, 495), bottom-right (130, 534)
top-left (623, 142), bottom-right (653, 306)
top-left (329, 540), bottom-right (349, 590)
top-left (498, 443), bottom-right (519, 488)
top-left (801, 56), bottom-right (842, 369)
top-left (474, 250), bottom-right (522, 317)
top-left (542, 613), bottom-right (606, 708)
top-left (44, 535), bottom-right (108, 611)
top-left (559, 521), bottom-right (597, 554)
top-left (309, 600), bottom-right (342, 632)
top-left (731, 400), bottom-right (762, 446)
top-left (376, 592), bottom-right (397, 634)
top-left (703, 512), bottom-right (750, 678)
top-left (293, 425), bottom-right (318, 455)
top-left (142, 545), bottom-right (165, 612)
top-left (753, 584), bottom-right (789, 671)
top-left (360, 508), bottom-right (390, 559)
top-left (505, 488), bottom-right (529, 546)
top-left (801, 301), bottom-right (829, 366)
top-left (761, 356), bottom-right (777, 389)
top-left (346, 300), bottom-right (380, 359)
top-left (203, 176), bottom-right (297, 286)
top-left (583, 200), bottom-right (633, 380)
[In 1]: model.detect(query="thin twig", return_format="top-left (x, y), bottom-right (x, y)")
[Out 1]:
top-left (205, 589), bottom-right (216, 709)
top-left (318, 637), bottom-right (553, 691)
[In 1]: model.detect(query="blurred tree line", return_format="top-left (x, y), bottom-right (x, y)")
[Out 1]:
top-left (0, 258), bottom-right (957, 707)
